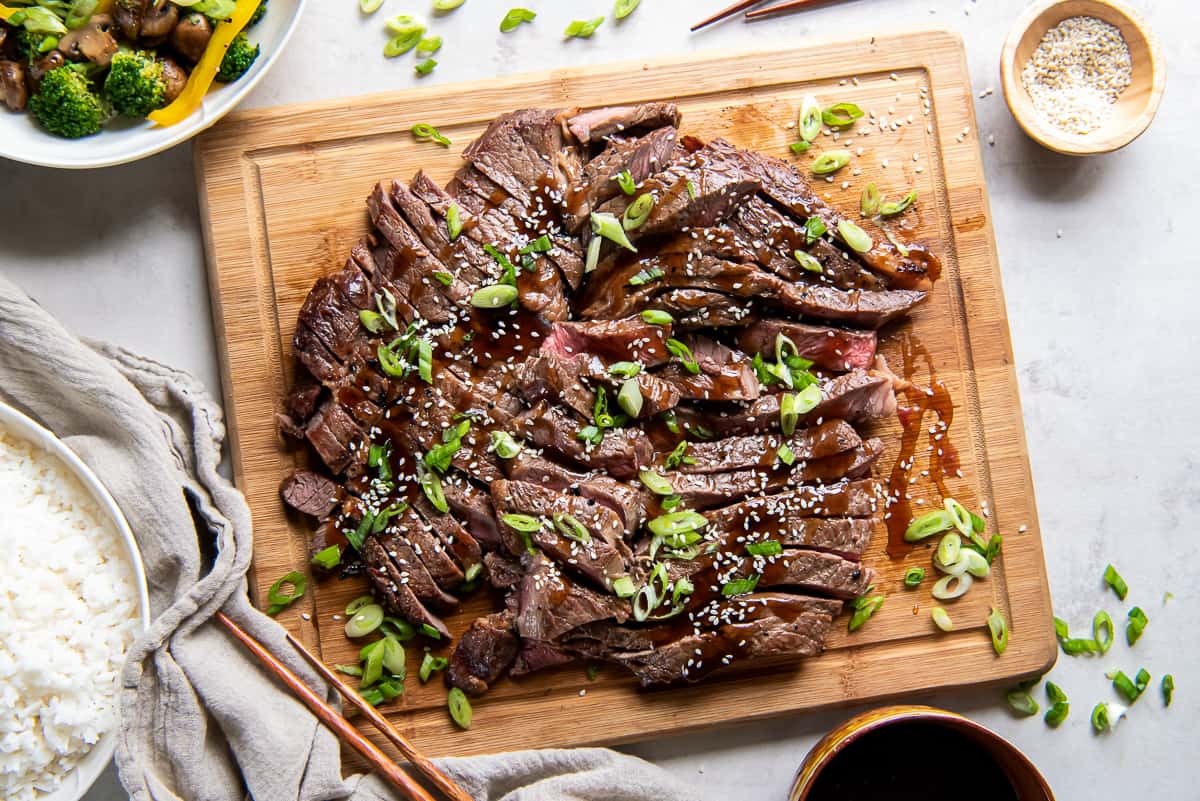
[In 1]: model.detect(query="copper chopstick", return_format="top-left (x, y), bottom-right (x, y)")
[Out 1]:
top-left (744, 0), bottom-right (841, 20)
top-left (214, 612), bottom-right (444, 801)
top-left (284, 631), bottom-right (474, 801)
top-left (690, 0), bottom-right (766, 30)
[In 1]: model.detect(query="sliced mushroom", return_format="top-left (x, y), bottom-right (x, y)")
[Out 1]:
top-left (57, 14), bottom-right (118, 68)
top-left (169, 12), bottom-right (212, 64)
top-left (0, 59), bottom-right (28, 111)
top-left (159, 55), bottom-right (187, 104)
top-left (27, 50), bottom-right (66, 90)
top-left (139, 0), bottom-right (179, 44)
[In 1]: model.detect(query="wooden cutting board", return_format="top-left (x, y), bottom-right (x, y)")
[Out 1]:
top-left (194, 30), bottom-right (1056, 758)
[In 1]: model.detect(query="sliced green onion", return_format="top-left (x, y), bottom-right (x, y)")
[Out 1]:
top-left (361, 638), bottom-right (385, 687)
top-left (961, 548), bottom-right (990, 578)
top-left (590, 211), bottom-right (636, 251)
top-left (779, 392), bottom-right (800, 436)
top-left (471, 284), bottom-right (519, 308)
top-left (837, 219), bottom-right (873, 252)
top-left (501, 513), bottom-right (541, 533)
top-left (1061, 637), bottom-right (1099, 656)
top-left (500, 6), bottom-right (536, 30)
top-left (804, 216), bottom-right (827, 244)
top-left (420, 467), bottom-right (449, 513)
top-left (941, 498), bottom-right (972, 535)
top-left (420, 623), bottom-right (442, 640)
top-left (382, 636), bottom-right (406, 677)
top-left (1006, 688), bottom-right (1039, 716)
top-left (411, 122), bottom-right (451, 147)
top-left (312, 545), bottom-right (342, 570)
top-left (1103, 564), bottom-right (1128, 600)
top-left (1044, 701), bottom-right (1069, 727)
top-left (1091, 702), bottom-right (1125, 733)
top-left (564, 16), bottom-right (604, 38)
top-left (903, 566), bottom-right (926, 588)
top-left (799, 95), bottom-right (822, 142)
top-left (414, 58), bottom-right (437, 76)
top-left (1045, 681), bottom-right (1067, 704)
top-left (1110, 670), bottom-right (1139, 703)
top-left (584, 235), bottom-right (602, 273)
top-left (432, 271), bottom-right (454, 287)
top-left (576, 424), bottom-right (603, 446)
top-left (1162, 674), bottom-right (1174, 706)
top-left (419, 653), bottom-right (449, 682)
top-left (489, 430), bottom-right (523, 459)
top-left (608, 361), bottom-right (642, 378)
top-left (776, 443), bottom-right (796, 466)
top-left (860, 182), bottom-right (881, 217)
top-left (663, 441), bottom-right (691, 470)
top-left (1053, 616), bottom-right (1069, 641)
top-left (1126, 606), bottom-right (1147, 646)
top-left (385, 29), bottom-right (424, 57)
top-left (448, 687), bottom-right (472, 729)
top-left (334, 663), bottom-right (363, 677)
top-left (987, 607), bottom-right (1009, 655)
top-left (617, 378), bottom-right (643, 417)
top-left (931, 606), bottom-right (954, 631)
top-left (1093, 610), bottom-right (1114, 654)
top-left (794, 383), bottom-right (822, 412)
top-left (722, 575), bottom-right (760, 598)
top-left (266, 571), bottom-right (307, 615)
top-left (849, 593), bottom-right (884, 632)
top-left (638, 469), bottom-right (674, 496)
top-left (746, 540), bottom-right (782, 557)
top-left (822, 102), bottom-right (864, 128)
top-left (686, 180), bottom-right (697, 200)
top-left (880, 190), bottom-right (918, 217)
top-left (549, 513), bottom-right (590, 544)
top-left (811, 150), bottom-right (851, 175)
top-left (904, 509), bottom-right (956, 542)
top-left (647, 510), bottom-right (707, 538)
top-left (433, 0), bottom-right (466, 9)
top-left (793, 249), bottom-right (823, 273)
top-left (1135, 667), bottom-right (1151, 696)
top-left (416, 36), bottom-right (442, 56)
top-left (631, 582), bottom-right (659, 621)
top-left (789, 140), bottom-right (811, 155)
top-left (442, 202), bottom-right (462, 241)
top-left (665, 338), bottom-right (700, 374)
top-left (612, 575), bottom-right (637, 598)
top-left (936, 532), bottom-right (961, 567)
top-left (359, 310), bottom-right (387, 333)
top-left (615, 169), bottom-right (636, 195)
top-left (931, 572), bottom-right (972, 600)
top-left (613, 0), bottom-right (640, 19)
top-left (622, 193), bottom-right (655, 230)
top-left (345, 604), bottom-right (384, 638)
top-left (463, 562), bottom-right (483, 584)
top-left (970, 511), bottom-right (987, 533)
top-left (640, 309), bottom-right (672, 325)
top-left (381, 617), bottom-right (416, 641)
top-left (416, 339), bottom-right (433, 383)
top-left (346, 595), bottom-right (375, 615)
top-left (627, 266), bottom-right (663, 286)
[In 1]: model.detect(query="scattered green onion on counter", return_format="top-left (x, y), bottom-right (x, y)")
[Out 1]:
top-left (848, 591), bottom-right (884, 632)
top-left (880, 190), bottom-right (918, 217)
top-left (1091, 702), bottom-right (1126, 733)
top-left (447, 687), bottom-right (473, 728)
top-left (500, 7), bottom-right (536, 31)
top-left (419, 653), bottom-right (449, 682)
top-left (1126, 606), bottom-right (1148, 646)
top-left (821, 102), bottom-right (864, 128)
top-left (564, 16), bottom-right (604, 38)
top-left (1006, 688), bottom-right (1039, 716)
top-left (798, 95), bottom-right (822, 142)
top-left (935, 532), bottom-right (961, 568)
top-left (811, 149), bottom-right (851, 175)
top-left (931, 572), bottom-right (972, 600)
top-left (1162, 674), bottom-right (1174, 706)
top-left (789, 141), bottom-right (811, 155)
top-left (411, 122), bottom-right (452, 146)
top-left (266, 571), bottom-right (307, 615)
top-left (987, 607), bottom-right (1008, 655)
top-left (903, 567), bottom-right (926, 588)
top-left (904, 508), bottom-right (956, 542)
top-left (1044, 701), bottom-right (1069, 727)
top-left (860, 182), bottom-right (881, 217)
top-left (614, 0), bottom-right (641, 19)
top-left (360, 0), bottom-right (384, 13)
top-left (434, 0), bottom-right (466, 10)
top-left (345, 603), bottom-right (385, 638)
top-left (1092, 610), bottom-right (1114, 654)
top-left (414, 58), bottom-right (437, 76)
top-left (1102, 564), bottom-right (1128, 600)
top-left (931, 606), bottom-right (953, 631)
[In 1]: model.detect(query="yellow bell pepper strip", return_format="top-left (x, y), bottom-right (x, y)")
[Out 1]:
top-left (148, 0), bottom-right (258, 127)
top-left (0, 4), bottom-right (18, 22)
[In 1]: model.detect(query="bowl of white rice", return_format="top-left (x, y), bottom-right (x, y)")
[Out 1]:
top-left (0, 401), bottom-right (150, 801)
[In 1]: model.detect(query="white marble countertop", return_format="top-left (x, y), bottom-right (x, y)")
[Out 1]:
top-left (3, 0), bottom-right (1196, 797)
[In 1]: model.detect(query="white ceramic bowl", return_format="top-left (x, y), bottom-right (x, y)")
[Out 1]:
top-left (0, 399), bottom-right (152, 801)
top-left (0, 0), bottom-right (304, 169)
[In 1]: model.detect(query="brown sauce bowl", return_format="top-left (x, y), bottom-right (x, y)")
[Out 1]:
top-left (789, 705), bottom-right (1054, 801)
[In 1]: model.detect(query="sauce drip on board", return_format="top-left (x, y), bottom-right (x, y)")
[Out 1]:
top-left (884, 334), bottom-right (959, 557)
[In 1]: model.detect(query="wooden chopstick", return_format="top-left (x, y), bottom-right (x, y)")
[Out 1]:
top-left (214, 612), bottom-right (450, 801)
top-left (744, 0), bottom-right (841, 20)
top-left (690, 0), bottom-right (766, 31)
top-left (284, 631), bottom-right (474, 801)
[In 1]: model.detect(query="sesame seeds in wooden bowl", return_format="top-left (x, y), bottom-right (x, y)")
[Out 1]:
top-left (1000, 0), bottom-right (1165, 156)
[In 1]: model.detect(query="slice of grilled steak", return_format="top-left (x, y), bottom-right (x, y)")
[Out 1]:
top-left (736, 319), bottom-right (878, 372)
top-left (565, 102), bottom-right (681, 144)
top-left (447, 610), bottom-right (519, 696)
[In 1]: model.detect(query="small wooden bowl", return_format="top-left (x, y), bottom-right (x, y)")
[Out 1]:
top-left (1000, 0), bottom-right (1165, 155)
top-left (789, 705), bottom-right (1055, 801)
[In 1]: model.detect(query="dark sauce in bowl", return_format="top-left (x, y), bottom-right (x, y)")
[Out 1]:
top-left (806, 721), bottom-right (1020, 801)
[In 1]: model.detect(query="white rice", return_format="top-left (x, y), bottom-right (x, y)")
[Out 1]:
top-left (0, 424), bottom-right (139, 801)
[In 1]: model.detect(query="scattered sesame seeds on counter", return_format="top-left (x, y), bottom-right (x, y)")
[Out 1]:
top-left (1021, 16), bottom-right (1133, 135)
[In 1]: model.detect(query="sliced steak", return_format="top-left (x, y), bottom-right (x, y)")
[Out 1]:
top-left (304, 399), bottom-right (365, 475)
top-left (565, 102), bottom-right (681, 144)
top-left (504, 451), bottom-right (648, 536)
top-left (737, 320), bottom-right (878, 372)
top-left (514, 402), bottom-right (653, 479)
top-left (540, 318), bottom-right (673, 366)
top-left (643, 289), bottom-right (753, 329)
top-left (462, 108), bottom-right (576, 205)
top-left (362, 537), bottom-right (451, 639)
top-left (515, 553), bottom-right (629, 641)
top-left (655, 335), bottom-right (759, 402)
top-left (676, 419), bottom-right (861, 474)
top-left (280, 471), bottom-right (339, 518)
top-left (509, 640), bottom-right (576, 677)
top-left (707, 498), bottom-right (875, 560)
top-left (566, 126), bottom-right (678, 231)
top-left (373, 529), bottom-right (460, 613)
top-left (447, 610), bottom-right (519, 696)
top-left (483, 552), bottom-right (524, 590)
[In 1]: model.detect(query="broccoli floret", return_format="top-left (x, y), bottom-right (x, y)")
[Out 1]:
top-left (103, 50), bottom-right (166, 118)
top-left (215, 32), bottom-right (259, 83)
top-left (27, 64), bottom-right (105, 138)
top-left (248, 0), bottom-right (267, 26)
top-left (14, 29), bottom-right (55, 62)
